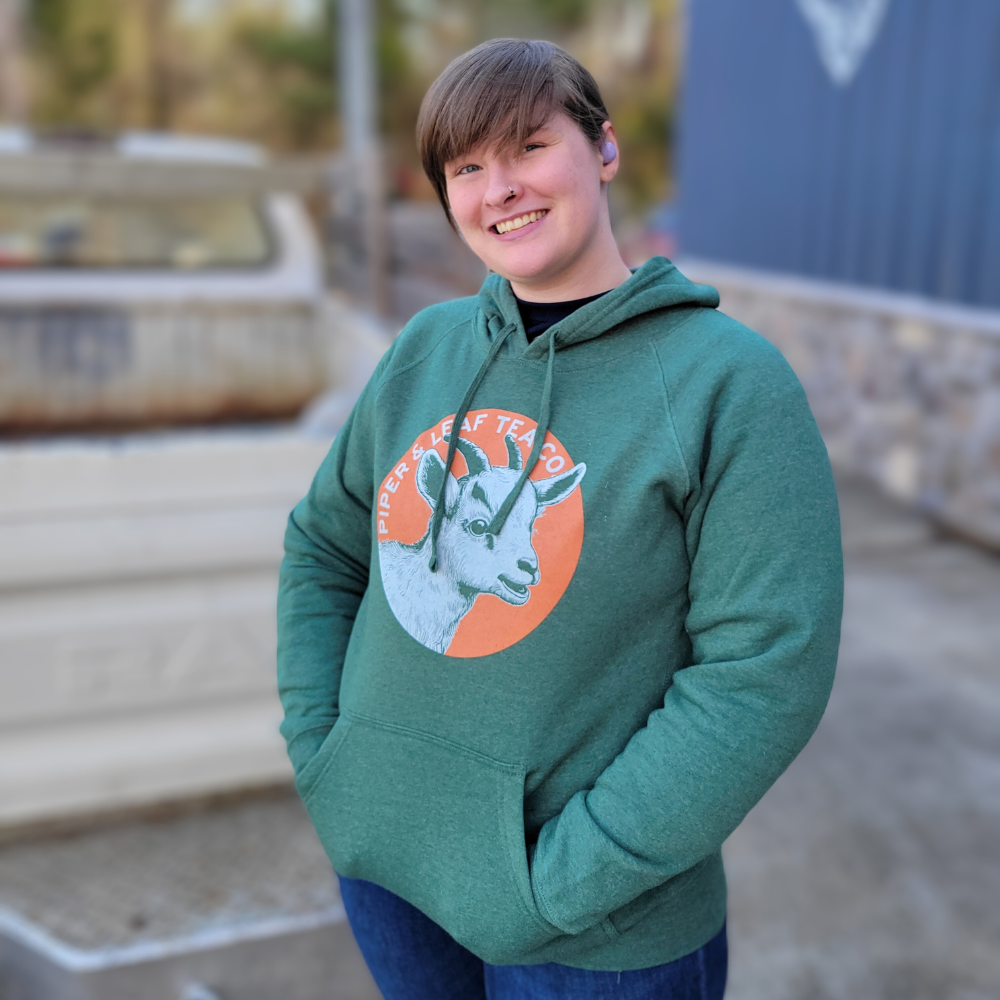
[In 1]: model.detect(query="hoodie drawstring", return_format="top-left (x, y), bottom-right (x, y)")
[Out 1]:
top-left (428, 323), bottom-right (559, 573)
top-left (428, 320), bottom-right (515, 572)
top-left (486, 330), bottom-right (556, 535)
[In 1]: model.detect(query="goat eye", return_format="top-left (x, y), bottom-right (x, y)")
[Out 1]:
top-left (469, 519), bottom-right (489, 536)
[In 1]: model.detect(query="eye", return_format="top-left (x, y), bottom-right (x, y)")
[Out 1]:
top-left (456, 163), bottom-right (480, 175)
top-left (468, 519), bottom-right (489, 536)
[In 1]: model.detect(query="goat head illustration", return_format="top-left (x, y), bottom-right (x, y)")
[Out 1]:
top-left (379, 433), bottom-right (586, 653)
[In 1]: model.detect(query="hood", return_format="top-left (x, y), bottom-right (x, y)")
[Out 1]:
top-left (476, 255), bottom-right (721, 358)
top-left (426, 256), bottom-right (720, 573)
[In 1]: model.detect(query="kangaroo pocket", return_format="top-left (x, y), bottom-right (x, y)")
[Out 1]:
top-left (300, 714), bottom-right (561, 964)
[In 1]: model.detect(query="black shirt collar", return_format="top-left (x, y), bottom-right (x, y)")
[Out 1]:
top-left (514, 290), bottom-right (611, 344)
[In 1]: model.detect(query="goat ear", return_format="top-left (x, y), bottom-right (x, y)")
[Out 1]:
top-left (416, 449), bottom-right (446, 510)
top-left (534, 462), bottom-right (587, 508)
top-left (416, 449), bottom-right (459, 513)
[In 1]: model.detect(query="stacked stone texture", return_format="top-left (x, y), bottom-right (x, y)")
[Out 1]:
top-left (691, 266), bottom-right (1000, 551)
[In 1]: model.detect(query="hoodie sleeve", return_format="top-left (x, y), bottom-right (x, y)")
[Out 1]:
top-left (276, 350), bottom-right (392, 779)
top-left (530, 324), bottom-right (843, 935)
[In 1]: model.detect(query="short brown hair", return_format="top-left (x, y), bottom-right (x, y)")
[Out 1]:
top-left (417, 39), bottom-right (610, 224)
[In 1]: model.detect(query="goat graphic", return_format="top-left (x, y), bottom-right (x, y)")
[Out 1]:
top-left (379, 433), bottom-right (586, 654)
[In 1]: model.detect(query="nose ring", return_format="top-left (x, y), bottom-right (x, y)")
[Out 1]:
top-left (508, 186), bottom-right (514, 197)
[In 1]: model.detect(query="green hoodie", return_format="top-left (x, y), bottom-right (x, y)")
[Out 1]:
top-left (277, 256), bottom-right (843, 971)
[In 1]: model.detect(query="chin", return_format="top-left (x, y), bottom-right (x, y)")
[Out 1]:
top-left (485, 245), bottom-right (565, 286)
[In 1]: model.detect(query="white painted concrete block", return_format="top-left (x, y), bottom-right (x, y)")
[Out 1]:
top-left (0, 428), bottom-right (333, 827)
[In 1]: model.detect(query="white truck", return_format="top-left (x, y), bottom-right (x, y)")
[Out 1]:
top-left (0, 127), bottom-right (338, 431)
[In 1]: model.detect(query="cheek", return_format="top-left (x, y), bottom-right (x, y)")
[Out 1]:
top-left (534, 160), bottom-right (600, 225)
top-left (446, 186), bottom-right (482, 235)
top-left (564, 168), bottom-right (601, 215)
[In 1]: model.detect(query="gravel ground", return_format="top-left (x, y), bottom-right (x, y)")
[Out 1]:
top-left (724, 475), bottom-right (1000, 1000)
top-left (0, 791), bottom-right (337, 951)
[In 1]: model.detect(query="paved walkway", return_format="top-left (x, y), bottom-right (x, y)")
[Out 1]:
top-left (724, 475), bottom-right (1000, 1000)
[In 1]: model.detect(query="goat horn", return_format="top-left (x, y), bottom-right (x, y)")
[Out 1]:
top-left (446, 434), bottom-right (491, 476)
top-left (504, 433), bottom-right (522, 471)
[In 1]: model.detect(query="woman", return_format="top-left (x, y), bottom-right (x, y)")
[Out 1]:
top-left (277, 38), bottom-right (842, 1000)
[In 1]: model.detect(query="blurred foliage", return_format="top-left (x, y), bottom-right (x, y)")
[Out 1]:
top-left (233, 0), bottom-right (416, 149)
top-left (235, 2), bottom-right (336, 148)
top-left (27, 0), bottom-right (179, 130)
top-left (22, 0), bottom-right (679, 215)
top-left (27, 0), bottom-right (118, 128)
top-left (588, 0), bottom-right (678, 214)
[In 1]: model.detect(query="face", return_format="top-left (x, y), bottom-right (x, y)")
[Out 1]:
top-left (444, 112), bottom-right (619, 292)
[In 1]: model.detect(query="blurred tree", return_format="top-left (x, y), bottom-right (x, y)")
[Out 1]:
top-left (26, 0), bottom-right (185, 131)
top-left (145, 0), bottom-right (175, 129)
top-left (0, 0), bottom-right (30, 122)
top-left (235, 0), bottom-right (336, 148)
top-left (27, 0), bottom-right (118, 128)
top-left (231, 0), bottom-right (414, 156)
top-left (452, 0), bottom-right (592, 39)
top-left (22, 0), bottom-right (679, 216)
top-left (575, 0), bottom-right (679, 215)
top-left (375, 0), bottom-right (417, 143)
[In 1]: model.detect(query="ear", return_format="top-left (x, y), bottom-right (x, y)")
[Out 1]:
top-left (534, 462), bottom-right (586, 508)
top-left (599, 121), bottom-right (620, 184)
top-left (416, 449), bottom-right (458, 513)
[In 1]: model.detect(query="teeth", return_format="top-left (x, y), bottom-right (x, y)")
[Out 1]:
top-left (496, 210), bottom-right (546, 234)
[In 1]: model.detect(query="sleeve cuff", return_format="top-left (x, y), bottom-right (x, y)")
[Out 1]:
top-left (285, 723), bottom-right (336, 776)
top-left (530, 789), bottom-right (673, 934)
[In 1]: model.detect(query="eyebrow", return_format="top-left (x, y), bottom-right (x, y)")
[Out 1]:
top-left (470, 482), bottom-right (494, 512)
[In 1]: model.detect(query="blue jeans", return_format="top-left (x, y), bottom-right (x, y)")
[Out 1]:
top-left (339, 876), bottom-right (728, 999)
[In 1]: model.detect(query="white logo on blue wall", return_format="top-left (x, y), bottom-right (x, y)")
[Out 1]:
top-left (795, 0), bottom-right (892, 86)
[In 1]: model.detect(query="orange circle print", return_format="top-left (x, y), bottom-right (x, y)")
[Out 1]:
top-left (376, 409), bottom-right (586, 657)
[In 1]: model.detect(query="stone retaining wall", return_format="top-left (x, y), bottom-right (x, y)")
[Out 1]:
top-left (681, 260), bottom-right (1000, 551)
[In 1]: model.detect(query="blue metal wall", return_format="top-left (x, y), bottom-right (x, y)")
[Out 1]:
top-left (677, 0), bottom-right (1000, 308)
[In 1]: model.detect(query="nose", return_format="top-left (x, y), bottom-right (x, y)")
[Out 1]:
top-left (485, 171), bottom-right (519, 208)
top-left (517, 557), bottom-right (538, 582)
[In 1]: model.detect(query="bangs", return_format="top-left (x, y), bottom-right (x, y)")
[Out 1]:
top-left (417, 39), bottom-right (609, 226)
top-left (428, 54), bottom-right (562, 168)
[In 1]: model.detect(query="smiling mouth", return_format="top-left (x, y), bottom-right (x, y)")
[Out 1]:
top-left (498, 575), bottom-right (529, 597)
top-left (492, 210), bottom-right (548, 235)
